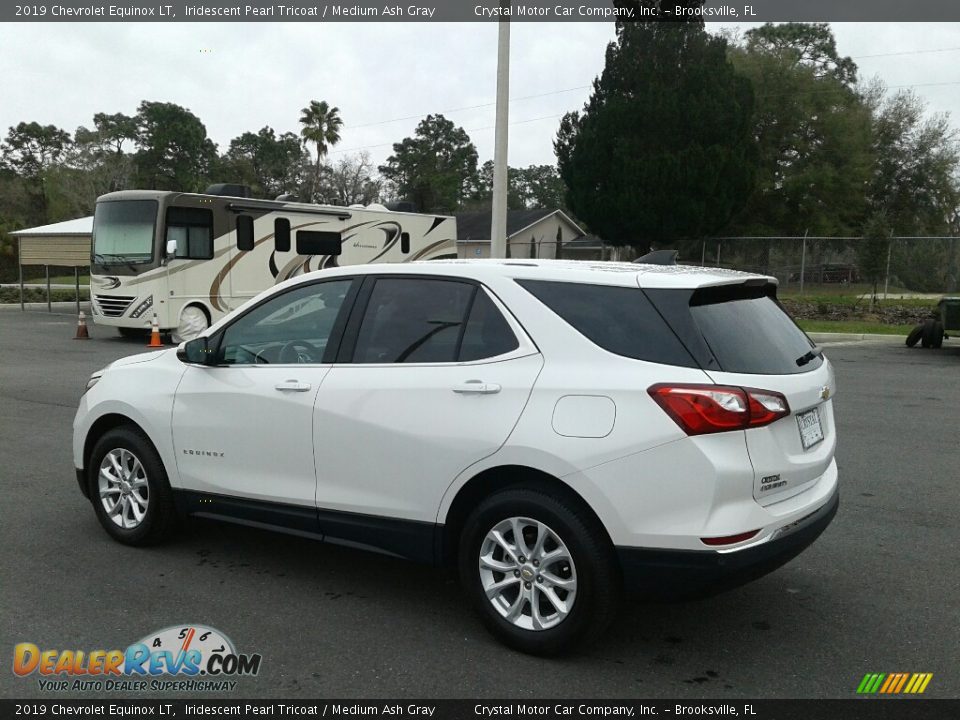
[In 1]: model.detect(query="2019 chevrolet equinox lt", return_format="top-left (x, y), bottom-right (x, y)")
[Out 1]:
top-left (74, 260), bottom-right (839, 655)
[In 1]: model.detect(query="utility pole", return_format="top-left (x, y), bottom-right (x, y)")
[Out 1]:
top-left (489, 4), bottom-right (510, 259)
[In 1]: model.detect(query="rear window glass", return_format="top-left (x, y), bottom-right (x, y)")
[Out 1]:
top-left (689, 290), bottom-right (821, 375)
top-left (517, 280), bottom-right (697, 367)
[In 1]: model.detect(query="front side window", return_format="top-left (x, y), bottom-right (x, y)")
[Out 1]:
top-left (166, 207), bottom-right (213, 260)
top-left (92, 200), bottom-right (158, 265)
top-left (351, 278), bottom-right (518, 364)
top-left (218, 279), bottom-right (353, 365)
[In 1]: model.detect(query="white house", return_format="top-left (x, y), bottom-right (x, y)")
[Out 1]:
top-left (455, 209), bottom-right (586, 260)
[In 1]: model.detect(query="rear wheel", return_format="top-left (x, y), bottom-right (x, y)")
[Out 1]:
top-left (171, 305), bottom-right (209, 343)
top-left (88, 426), bottom-right (177, 546)
top-left (459, 487), bottom-right (618, 655)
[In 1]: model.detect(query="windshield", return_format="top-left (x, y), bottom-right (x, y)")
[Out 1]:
top-left (93, 200), bottom-right (158, 265)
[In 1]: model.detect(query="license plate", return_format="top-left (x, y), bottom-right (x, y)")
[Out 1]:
top-left (797, 407), bottom-right (824, 450)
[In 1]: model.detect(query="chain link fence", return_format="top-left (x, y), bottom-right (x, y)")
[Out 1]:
top-left (678, 236), bottom-right (960, 297)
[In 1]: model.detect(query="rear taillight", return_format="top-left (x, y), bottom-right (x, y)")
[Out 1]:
top-left (647, 383), bottom-right (790, 436)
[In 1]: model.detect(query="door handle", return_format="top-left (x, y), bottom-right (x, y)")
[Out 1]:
top-left (453, 380), bottom-right (501, 395)
top-left (274, 380), bottom-right (312, 392)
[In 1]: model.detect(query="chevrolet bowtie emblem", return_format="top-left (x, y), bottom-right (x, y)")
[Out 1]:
top-left (820, 386), bottom-right (831, 400)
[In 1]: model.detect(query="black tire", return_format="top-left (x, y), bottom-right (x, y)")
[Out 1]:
top-left (87, 426), bottom-right (177, 546)
top-left (905, 325), bottom-right (924, 348)
top-left (931, 321), bottom-right (944, 349)
top-left (458, 486), bottom-right (619, 656)
top-left (920, 319), bottom-right (936, 348)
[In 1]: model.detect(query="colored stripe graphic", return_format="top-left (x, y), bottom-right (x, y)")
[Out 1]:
top-left (893, 673), bottom-right (909, 693)
top-left (857, 673), bottom-right (932, 694)
top-left (857, 673), bottom-right (886, 695)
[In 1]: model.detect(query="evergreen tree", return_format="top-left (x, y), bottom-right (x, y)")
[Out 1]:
top-left (555, 22), bottom-right (755, 252)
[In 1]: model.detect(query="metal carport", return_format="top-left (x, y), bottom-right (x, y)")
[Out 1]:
top-left (9, 216), bottom-right (92, 313)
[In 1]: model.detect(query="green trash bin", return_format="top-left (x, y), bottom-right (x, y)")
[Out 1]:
top-left (940, 297), bottom-right (960, 336)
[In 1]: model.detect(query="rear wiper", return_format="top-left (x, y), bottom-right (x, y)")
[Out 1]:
top-left (796, 346), bottom-right (823, 367)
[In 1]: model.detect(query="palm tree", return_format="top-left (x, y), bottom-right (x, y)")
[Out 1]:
top-left (299, 100), bottom-right (343, 201)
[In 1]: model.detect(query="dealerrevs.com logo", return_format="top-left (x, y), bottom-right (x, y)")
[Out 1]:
top-left (13, 625), bottom-right (262, 692)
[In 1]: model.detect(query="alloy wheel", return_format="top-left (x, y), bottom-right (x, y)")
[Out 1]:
top-left (98, 448), bottom-right (149, 530)
top-left (478, 516), bottom-right (578, 631)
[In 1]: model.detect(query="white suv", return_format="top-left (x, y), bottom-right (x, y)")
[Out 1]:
top-left (74, 260), bottom-right (838, 655)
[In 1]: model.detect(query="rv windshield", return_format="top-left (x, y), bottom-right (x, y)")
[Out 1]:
top-left (93, 200), bottom-right (158, 265)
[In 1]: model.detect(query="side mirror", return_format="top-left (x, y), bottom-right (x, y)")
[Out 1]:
top-left (162, 239), bottom-right (178, 266)
top-left (177, 336), bottom-right (214, 365)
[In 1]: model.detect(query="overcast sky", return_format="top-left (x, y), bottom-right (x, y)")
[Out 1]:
top-left (1, 22), bottom-right (959, 171)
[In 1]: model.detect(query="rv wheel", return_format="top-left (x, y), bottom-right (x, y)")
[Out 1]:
top-left (172, 306), bottom-right (209, 343)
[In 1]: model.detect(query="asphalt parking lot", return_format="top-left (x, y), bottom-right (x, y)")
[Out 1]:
top-left (1, 306), bottom-right (958, 700)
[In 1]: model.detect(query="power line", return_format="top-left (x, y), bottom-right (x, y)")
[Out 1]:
top-left (349, 85), bottom-right (590, 129)
top-left (329, 46), bottom-right (960, 157)
top-left (343, 45), bottom-right (960, 133)
top-left (756, 79), bottom-right (960, 99)
top-left (852, 46), bottom-right (960, 60)
top-left (331, 76), bottom-right (960, 156)
top-left (329, 113), bottom-right (567, 156)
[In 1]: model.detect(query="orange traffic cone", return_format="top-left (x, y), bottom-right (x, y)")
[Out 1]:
top-left (74, 310), bottom-right (90, 340)
top-left (147, 312), bottom-right (163, 348)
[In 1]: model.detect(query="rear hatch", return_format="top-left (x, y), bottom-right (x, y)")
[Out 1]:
top-left (642, 278), bottom-right (836, 506)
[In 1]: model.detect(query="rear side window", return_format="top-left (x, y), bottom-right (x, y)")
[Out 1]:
top-left (352, 279), bottom-right (472, 363)
top-left (517, 280), bottom-right (697, 367)
top-left (459, 290), bottom-right (519, 361)
top-left (688, 287), bottom-right (821, 375)
top-left (352, 279), bottom-right (520, 364)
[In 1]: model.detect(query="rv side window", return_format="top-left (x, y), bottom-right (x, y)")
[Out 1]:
top-left (167, 207), bottom-right (214, 260)
top-left (297, 230), bottom-right (342, 256)
top-left (401, 232), bottom-right (410, 254)
top-left (275, 218), bottom-right (291, 252)
top-left (236, 215), bottom-right (255, 252)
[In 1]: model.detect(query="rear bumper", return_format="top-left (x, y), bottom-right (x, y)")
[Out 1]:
top-left (616, 486), bottom-right (839, 598)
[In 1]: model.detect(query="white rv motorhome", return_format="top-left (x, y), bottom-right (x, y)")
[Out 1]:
top-left (89, 186), bottom-right (458, 340)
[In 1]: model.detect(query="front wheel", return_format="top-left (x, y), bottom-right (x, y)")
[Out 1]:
top-left (459, 487), bottom-right (619, 655)
top-left (88, 426), bottom-right (177, 546)
top-left (171, 305), bottom-right (209, 343)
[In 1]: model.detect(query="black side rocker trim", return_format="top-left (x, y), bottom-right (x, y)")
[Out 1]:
top-left (172, 489), bottom-right (440, 565)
